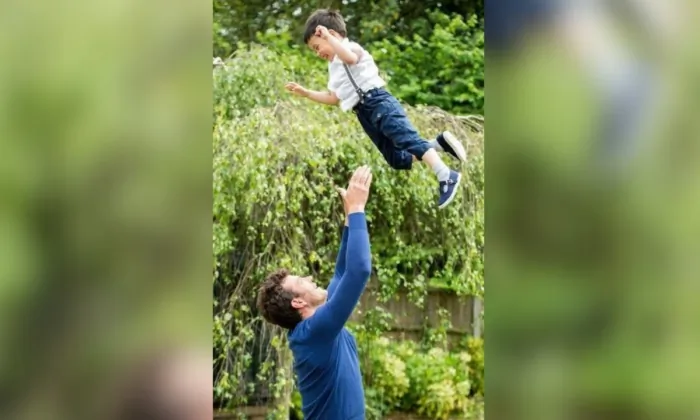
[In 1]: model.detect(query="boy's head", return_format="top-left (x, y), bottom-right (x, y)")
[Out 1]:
top-left (303, 9), bottom-right (347, 61)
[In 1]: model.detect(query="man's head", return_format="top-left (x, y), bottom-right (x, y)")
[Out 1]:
top-left (256, 268), bottom-right (328, 329)
top-left (304, 9), bottom-right (347, 61)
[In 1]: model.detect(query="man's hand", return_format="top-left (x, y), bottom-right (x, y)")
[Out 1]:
top-left (315, 25), bottom-right (331, 40)
top-left (342, 165), bottom-right (373, 214)
top-left (285, 82), bottom-right (309, 97)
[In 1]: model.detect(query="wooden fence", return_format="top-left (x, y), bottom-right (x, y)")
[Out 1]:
top-left (352, 277), bottom-right (483, 343)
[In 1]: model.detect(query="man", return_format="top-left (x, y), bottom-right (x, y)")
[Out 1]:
top-left (257, 165), bottom-right (373, 420)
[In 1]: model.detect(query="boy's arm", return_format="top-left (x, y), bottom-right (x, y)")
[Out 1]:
top-left (286, 82), bottom-right (338, 105)
top-left (306, 212), bottom-right (371, 339)
top-left (326, 37), bottom-right (363, 65)
top-left (305, 89), bottom-right (339, 105)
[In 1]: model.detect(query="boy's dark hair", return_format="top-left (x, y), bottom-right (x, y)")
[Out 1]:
top-left (303, 9), bottom-right (347, 44)
top-left (257, 268), bottom-right (303, 329)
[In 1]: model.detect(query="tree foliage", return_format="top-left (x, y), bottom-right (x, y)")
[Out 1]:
top-left (214, 1), bottom-right (484, 114)
top-left (213, 0), bottom-right (483, 56)
top-left (371, 11), bottom-right (484, 114)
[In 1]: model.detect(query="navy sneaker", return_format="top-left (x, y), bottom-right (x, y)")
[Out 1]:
top-left (436, 131), bottom-right (467, 162)
top-left (438, 170), bottom-right (462, 209)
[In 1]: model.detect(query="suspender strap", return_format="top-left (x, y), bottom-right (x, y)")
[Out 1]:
top-left (343, 63), bottom-right (365, 104)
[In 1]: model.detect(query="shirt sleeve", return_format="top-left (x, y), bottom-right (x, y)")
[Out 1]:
top-left (327, 226), bottom-right (349, 299)
top-left (347, 42), bottom-right (366, 62)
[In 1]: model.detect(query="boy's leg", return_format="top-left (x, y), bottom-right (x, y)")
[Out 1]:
top-left (370, 95), bottom-right (433, 161)
top-left (372, 94), bottom-right (451, 179)
top-left (372, 95), bottom-right (462, 208)
top-left (356, 110), bottom-right (414, 170)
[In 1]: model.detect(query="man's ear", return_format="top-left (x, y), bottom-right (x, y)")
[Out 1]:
top-left (291, 297), bottom-right (306, 309)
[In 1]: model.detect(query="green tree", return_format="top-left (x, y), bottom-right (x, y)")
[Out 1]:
top-left (213, 0), bottom-right (483, 57)
top-left (370, 11), bottom-right (484, 114)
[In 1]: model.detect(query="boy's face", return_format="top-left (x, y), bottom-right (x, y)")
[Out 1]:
top-left (307, 34), bottom-right (337, 62)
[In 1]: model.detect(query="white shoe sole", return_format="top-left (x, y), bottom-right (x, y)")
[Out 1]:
top-left (443, 131), bottom-right (467, 162)
top-left (438, 172), bottom-right (462, 209)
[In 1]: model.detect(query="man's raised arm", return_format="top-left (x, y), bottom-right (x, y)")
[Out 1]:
top-left (308, 213), bottom-right (370, 339)
top-left (327, 188), bottom-right (351, 298)
top-left (307, 166), bottom-right (373, 340)
top-left (327, 225), bottom-right (348, 299)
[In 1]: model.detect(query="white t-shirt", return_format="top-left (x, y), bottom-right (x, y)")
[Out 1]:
top-left (327, 38), bottom-right (386, 111)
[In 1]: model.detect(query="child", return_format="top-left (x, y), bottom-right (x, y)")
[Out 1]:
top-left (285, 9), bottom-right (467, 209)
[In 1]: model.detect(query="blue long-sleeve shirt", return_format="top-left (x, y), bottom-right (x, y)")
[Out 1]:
top-left (288, 212), bottom-right (371, 420)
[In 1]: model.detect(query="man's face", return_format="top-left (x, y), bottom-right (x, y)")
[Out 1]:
top-left (307, 35), bottom-right (335, 61)
top-left (283, 274), bottom-right (327, 309)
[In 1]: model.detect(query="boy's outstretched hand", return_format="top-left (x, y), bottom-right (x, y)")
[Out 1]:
top-left (285, 82), bottom-right (309, 97)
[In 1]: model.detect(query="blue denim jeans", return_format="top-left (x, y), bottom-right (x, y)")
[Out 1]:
top-left (353, 88), bottom-right (431, 170)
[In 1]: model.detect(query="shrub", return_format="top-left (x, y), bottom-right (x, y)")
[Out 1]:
top-left (465, 336), bottom-right (484, 397)
top-left (401, 347), bottom-right (471, 419)
top-left (365, 337), bottom-right (411, 414)
top-left (213, 42), bottom-right (326, 118)
top-left (335, 335), bottom-right (484, 420)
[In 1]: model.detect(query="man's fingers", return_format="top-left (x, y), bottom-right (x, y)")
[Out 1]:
top-left (356, 167), bottom-right (366, 185)
top-left (351, 165), bottom-right (365, 183)
top-left (358, 166), bottom-right (370, 185)
top-left (348, 165), bottom-right (372, 190)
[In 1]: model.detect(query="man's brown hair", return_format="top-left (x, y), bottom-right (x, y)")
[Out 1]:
top-left (303, 9), bottom-right (347, 44)
top-left (257, 268), bottom-right (303, 329)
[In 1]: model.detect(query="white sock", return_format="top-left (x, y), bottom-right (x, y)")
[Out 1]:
top-left (431, 160), bottom-right (451, 182)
